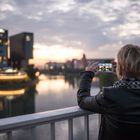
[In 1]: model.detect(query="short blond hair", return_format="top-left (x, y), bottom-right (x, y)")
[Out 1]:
top-left (117, 44), bottom-right (140, 79)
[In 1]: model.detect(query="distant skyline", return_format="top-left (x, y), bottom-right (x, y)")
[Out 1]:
top-left (1, 0), bottom-right (140, 66)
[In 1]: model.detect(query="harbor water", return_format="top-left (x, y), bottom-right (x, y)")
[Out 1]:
top-left (0, 74), bottom-right (100, 140)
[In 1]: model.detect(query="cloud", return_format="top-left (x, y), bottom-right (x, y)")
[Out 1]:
top-left (47, 0), bottom-right (76, 13)
top-left (0, 3), bottom-right (15, 12)
top-left (0, 14), bottom-right (6, 20)
top-left (0, 0), bottom-right (140, 64)
top-left (75, 0), bottom-right (92, 3)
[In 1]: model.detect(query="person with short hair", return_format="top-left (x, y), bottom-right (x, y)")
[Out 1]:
top-left (77, 44), bottom-right (140, 140)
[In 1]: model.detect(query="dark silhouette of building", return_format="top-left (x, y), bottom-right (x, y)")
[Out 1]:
top-left (0, 29), bottom-right (8, 68)
top-left (10, 32), bottom-right (33, 69)
top-left (81, 53), bottom-right (87, 69)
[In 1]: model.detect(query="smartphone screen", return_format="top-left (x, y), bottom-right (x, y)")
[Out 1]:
top-left (98, 63), bottom-right (112, 72)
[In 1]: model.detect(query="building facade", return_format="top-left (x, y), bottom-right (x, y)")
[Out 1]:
top-left (10, 32), bottom-right (33, 68)
top-left (0, 29), bottom-right (8, 68)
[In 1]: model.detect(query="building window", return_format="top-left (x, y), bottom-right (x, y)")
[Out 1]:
top-left (0, 56), bottom-right (2, 63)
top-left (0, 29), bottom-right (5, 33)
top-left (26, 35), bottom-right (31, 41)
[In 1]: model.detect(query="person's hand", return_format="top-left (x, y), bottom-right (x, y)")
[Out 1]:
top-left (85, 62), bottom-right (99, 74)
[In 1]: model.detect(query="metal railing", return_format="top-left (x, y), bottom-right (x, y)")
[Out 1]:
top-left (0, 106), bottom-right (95, 140)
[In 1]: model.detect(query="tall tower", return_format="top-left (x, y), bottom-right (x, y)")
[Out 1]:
top-left (0, 29), bottom-right (8, 68)
top-left (81, 53), bottom-right (87, 69)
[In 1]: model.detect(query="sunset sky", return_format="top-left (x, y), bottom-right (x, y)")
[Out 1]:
top-left (1, 0), bottom-right (140, 66)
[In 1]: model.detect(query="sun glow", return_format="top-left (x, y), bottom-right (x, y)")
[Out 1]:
top-left (33, 43), bottom-right (84, 66)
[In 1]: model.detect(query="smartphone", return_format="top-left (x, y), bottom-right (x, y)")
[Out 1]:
top-left (98, 63), bottom-right (112, 72)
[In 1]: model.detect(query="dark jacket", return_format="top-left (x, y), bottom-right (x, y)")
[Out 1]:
top-left (77, 71), bottom-right (140, 140)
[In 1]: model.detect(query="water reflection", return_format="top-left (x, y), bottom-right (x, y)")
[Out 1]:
top-left (0, 86), bottom-right (36, 119)
top-left (64, 75), bottom-right (80, 89)
top-left (37, 75), bottom-right (70, 94)
top-left (36, 75), bottom-right (79, 112)
top-left (0, 74), bottom-right (100, 118)
top-left (0, 74), bottom-right (100, 140)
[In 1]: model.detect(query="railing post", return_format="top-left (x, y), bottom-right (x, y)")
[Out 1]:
top-left (51, 122), bottom-right (55, 140)
top-left (84, 115), bottom-right (89, 140)
top-left (7, 131), bottom-right (12, 140)
top-left (68, 118), bottom-right (73, 140)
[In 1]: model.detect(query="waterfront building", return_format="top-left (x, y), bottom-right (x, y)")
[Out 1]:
top-left (45, 62), bottom-right (65, 70)
top-left (10, 32), bottom-right (33, 69)
top-left (72, 59), bottom-right (83, 69)
top-left (65, 60), bottom-right (73, 69)
top-left (65, 54), bottom-right (87, 70)
top-left (0, 29), bottom-right (8, 68)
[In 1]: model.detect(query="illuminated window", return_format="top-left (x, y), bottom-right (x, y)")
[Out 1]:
top-left (26, 35), bottom-right (31, 41)
top-left (0, 29), bottom-right (5, 33)
top-left (8, 46), bottom-right (10, 59)
top-left (3, 41), bottom-right (8, 46)
top-left (0, 56), bottom-right (2, 63)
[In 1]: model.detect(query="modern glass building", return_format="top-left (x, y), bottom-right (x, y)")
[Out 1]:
top-left (0, 29), bottom-right (8, 68)
top-left (10, 32), bottom-right (33, 68)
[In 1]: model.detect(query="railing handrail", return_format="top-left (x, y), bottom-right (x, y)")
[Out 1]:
top-left (0, 106), bottom-right (94, 133)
